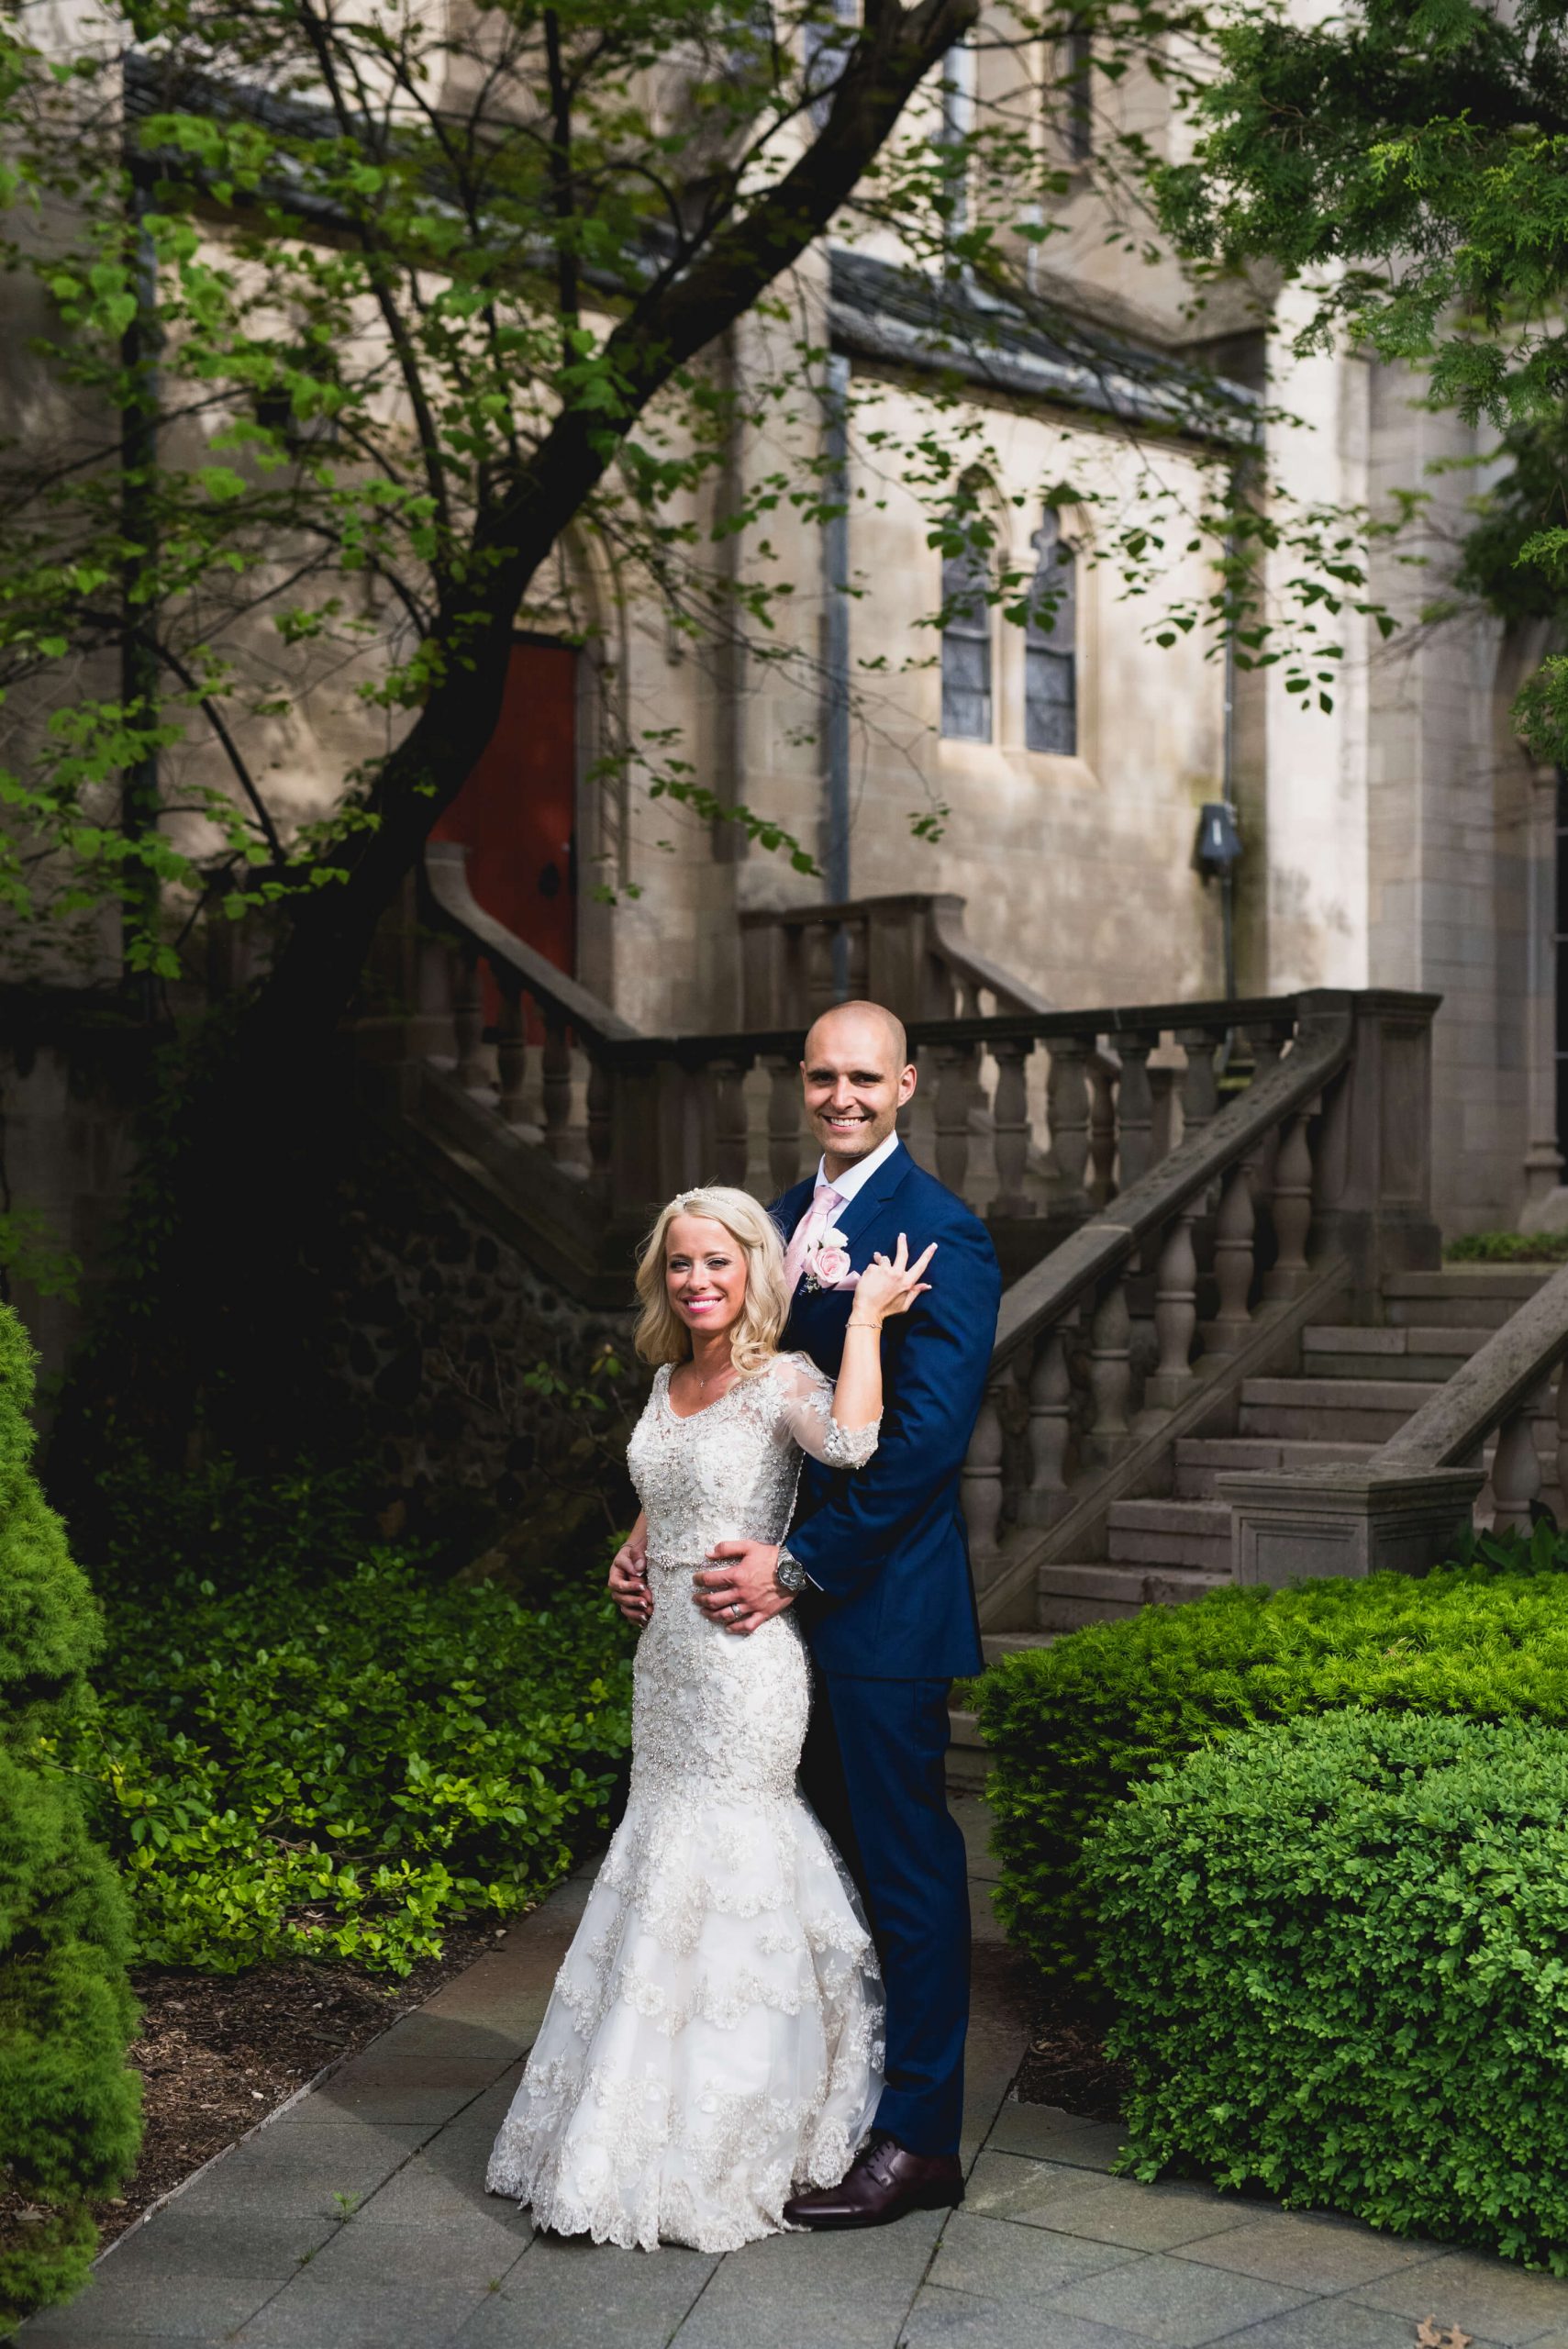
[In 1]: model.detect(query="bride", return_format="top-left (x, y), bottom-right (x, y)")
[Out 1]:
top-left (485, 1184), bottom-right (934, 2254)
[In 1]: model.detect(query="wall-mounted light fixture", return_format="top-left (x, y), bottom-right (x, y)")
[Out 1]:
top-left (1193, 800), bottom-right (1242, 881)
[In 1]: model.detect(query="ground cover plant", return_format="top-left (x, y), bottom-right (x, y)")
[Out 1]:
top-left (974, 1526), bottom-right (1568, 1996)
top-left (1086, 1709), bottom-right (1568, 2270)
top-left (0, 1308), bottom-right (139, 2334)
top-left (57, 1455), bottom-right (635, 1979)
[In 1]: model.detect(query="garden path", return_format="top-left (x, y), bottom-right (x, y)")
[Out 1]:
top-left (23, 1797), bottom-right (1568, 2349)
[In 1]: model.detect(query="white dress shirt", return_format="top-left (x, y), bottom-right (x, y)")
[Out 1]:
top-left (814, 1128), bottom-right (902, 1207)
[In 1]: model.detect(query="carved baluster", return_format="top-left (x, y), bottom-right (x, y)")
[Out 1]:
top-left (711, 1056), bottom-right (751, 1188)
top-left (453, 948), bottom-right (488, 1091)
top-left (1242, 1021), bottom-right (1286, 1204)
top-left (541, 1006), bottom-right (573, 1163)
top-left (991, 1038), bottom-right (1033, 1216)
top-left (1021, 1325), bottom-right (1072, 1524)
top-left (1177, 1029), bottom-right (1219, 1149)
top-left (933, 1042), bottom-right (975, 1199)
top-left (1146, 1207), bottom-right (1198, 1407)
top-left (1086, 1273), bottom-right (1132, 1463)
top-left (495, 973), bottom-right (529, 1130)
top-left (1492, 1396), bottom-right (1545, 1534)
top-left (1208, 1160), bottom-right (1257, 1353)
top-left (586, 1052), bottom-right (613, 1197)
top-left (1087, 1054), bottom-right (1117, 1204)
top-left (1048, 1040), bottom-right (1091, 1208)
top-left (763, 1052), bottom-right (801, 1190)
top-left (1116, 1035), bottom-right (1155, 1191)
top-left (1266, 1107), bottom-right (1315, 1296)
top-left (1150, 1063), bottom-right (1178, 1164)
top-left (961, 1377), bottom-right (1006, 1562)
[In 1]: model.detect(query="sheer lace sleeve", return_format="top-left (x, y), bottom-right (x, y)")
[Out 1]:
top-left (769, 1353), bottom-right (880, 1470)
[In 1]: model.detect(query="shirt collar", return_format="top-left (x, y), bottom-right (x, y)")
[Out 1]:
top-left (817, 1129), bottom-right (902, 1206)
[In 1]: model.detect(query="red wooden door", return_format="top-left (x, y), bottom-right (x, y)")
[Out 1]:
top-left (433, 640), bottom-right (577, 1011)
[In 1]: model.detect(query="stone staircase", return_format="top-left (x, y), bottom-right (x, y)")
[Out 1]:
top-left (1019, 1264), bottom-right (1556, 1640)
top-left (947, 1261), bottom-right (1565, 1770)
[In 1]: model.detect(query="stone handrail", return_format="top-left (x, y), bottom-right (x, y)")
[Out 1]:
top-left (1375, 1256), bottom-right (1568, 1476)
top-left (740, 892), bottom-right (1052, 1028)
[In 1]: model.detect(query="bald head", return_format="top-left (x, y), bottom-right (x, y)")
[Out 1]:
top-left (804, 999), bottom-right (908, 1074)
top-left (800, 999), bottom-right (917, 1179)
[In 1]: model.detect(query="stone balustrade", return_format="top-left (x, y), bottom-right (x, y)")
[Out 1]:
top-left (739, 892), bottom-right (1053, 1028)
top-left (413, 849), bottom-right (1445, 1612)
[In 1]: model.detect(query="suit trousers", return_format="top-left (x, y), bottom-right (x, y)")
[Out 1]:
top-left (799, 1670), bottom-right (970, 2158)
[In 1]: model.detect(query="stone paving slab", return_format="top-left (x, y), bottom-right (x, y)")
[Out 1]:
top-left (21, 1844), bottom-right (1568, 2349)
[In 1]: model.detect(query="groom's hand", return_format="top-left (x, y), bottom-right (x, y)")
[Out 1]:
top-left (695, 1541), bottom-right (791, 1637)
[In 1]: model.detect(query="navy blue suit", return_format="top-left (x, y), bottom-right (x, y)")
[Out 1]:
top-left (774, 1142), bottom-right (1000, 2156)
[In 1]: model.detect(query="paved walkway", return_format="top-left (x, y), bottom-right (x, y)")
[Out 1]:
top-left (23, 1792), bottom-right (1568, 2349)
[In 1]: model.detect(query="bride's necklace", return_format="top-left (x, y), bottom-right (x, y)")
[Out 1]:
top-left (686, 1351), bottom-right (734, 1402)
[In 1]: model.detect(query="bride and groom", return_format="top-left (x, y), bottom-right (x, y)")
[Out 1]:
top-left (486, 999), bottom-right (1002, 2253)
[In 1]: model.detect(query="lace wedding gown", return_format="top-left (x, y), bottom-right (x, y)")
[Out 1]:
top-left (486, 1351), bottom-right (885, 2253)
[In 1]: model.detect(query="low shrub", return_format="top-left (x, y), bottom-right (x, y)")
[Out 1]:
top-left (975, 1535), bottom-right (1568, 1995)
top-left (1446, 1230), bottom-right (1568, 1263)
top-left (62, 1547), bottom-right (634, 1976)
top-left (0, 1308), bottom-right (140, 2334)
top-left (1086, 1710), bottom-right (1568, 2269)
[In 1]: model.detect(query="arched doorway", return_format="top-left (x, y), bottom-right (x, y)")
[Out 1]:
top-left (432, 635), bottom-right (577, 1008)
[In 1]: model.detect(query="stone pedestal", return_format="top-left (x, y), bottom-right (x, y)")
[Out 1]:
top-left (1217, 1464), bottom-right (1485, 1587)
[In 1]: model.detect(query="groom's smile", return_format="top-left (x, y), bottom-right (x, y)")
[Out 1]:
top-left (801, 1002), bottom-right (917, 1182)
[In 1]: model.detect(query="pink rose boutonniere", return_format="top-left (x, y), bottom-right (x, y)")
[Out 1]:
top-left (802, 1227), bottom-right (861, 1297)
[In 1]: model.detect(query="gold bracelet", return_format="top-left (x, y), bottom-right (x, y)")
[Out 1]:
top-left (846, 1317), bottom-right (883, 1330)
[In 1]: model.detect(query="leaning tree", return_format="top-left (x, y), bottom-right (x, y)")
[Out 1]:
top-left (0, 0), bottom-right (1374, 1465)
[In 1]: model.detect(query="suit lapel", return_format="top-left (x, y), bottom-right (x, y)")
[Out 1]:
top-left (772, 1175), bottom-right (815, 1247)
top-left (830, 1144), bottom-right (917, 1258)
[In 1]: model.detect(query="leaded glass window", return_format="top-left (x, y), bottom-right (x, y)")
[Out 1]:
top-left (1025, 509), bottom-right (1077, 755)
top-left (940, 511), bottom-right (994, 742)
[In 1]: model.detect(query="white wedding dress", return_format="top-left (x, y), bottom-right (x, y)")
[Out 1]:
top-left (486, 1351), bottom-right (885, 2253)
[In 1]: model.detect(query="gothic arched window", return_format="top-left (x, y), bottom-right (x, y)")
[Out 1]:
top-left (940, 505), bottom-right (995, 742)
top-left (1025, 508), bottom-right (1078, 755)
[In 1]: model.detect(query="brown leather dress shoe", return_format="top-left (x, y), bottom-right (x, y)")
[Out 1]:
top-left (784, 2136), bottom-right (964, 2230)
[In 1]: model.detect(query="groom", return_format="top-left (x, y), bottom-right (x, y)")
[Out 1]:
top-left (694, 998), bottom-right (1001, 2227)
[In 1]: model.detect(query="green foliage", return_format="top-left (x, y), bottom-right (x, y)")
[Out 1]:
top-left (1446, 1229), bottom-right (1568, 1264)
top-left (974, 1549), bottom-right (1568, 1997)
top-left (1087, 1709), bottom-right (1568, 2269)
top-left (0, 1306), bottom-right (139, 2336)
top-left (60, 1453), bottom-right (635, 1977)
top-left (1151, 0), bottom-right (1568, 763)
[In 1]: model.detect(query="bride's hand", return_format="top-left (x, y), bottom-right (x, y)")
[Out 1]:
top-left (608, 1535), bottom-right (651, 1627)
top-left (851, 1232), bottom-right (936, 1326)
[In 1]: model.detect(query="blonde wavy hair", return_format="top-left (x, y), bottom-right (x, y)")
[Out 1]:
top-left (633, 1186), bottom-right (790, 1375)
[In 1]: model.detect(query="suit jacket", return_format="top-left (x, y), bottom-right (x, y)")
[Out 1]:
top-left (774, 1143), bottom-right (1000, 1680)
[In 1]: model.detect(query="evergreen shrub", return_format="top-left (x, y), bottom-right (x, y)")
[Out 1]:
top-left (975, 1543), bottom-right (1568, 1994)
top-left (1086, 1710), bottom-right (1568, 2268)
top-left (0, 1308), bottom-right (140, 2335)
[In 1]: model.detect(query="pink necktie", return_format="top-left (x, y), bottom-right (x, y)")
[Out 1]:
top-left (784, 1178), bottom-right (842, 1296)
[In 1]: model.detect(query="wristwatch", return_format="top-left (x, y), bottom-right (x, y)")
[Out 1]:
top-left (774, 1544), bottom-right (810, 1597)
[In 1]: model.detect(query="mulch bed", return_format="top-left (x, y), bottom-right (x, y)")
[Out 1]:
top-left (2, 1918), bottom-right (510, 2265)
top-left (1013, 2010), bottom-right (1129, 2122)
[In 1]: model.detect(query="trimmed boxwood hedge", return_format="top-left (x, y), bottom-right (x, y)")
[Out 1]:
top-left (1085, 1709), bottom-right (1568, 2268)
top-left (974, 1548), bottom-right (1568, 1996)
top-left (0, 1307), bottom-right (140, 2334)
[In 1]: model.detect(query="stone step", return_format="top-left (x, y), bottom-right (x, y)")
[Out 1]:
top-left (1106, 1497), bottom-right (1230, 1573)
top-left (1302, 1324), bottom-right (1485, 1380)
top-left (1036, 1559), bottom-right (1232, 1632)
top-left (980, 1632), bottom-right (1058, 1665)
top-left (1238, 1375), bottom-right (1439, 1442)
top-left (1173, 1435), bottom-right (1376, 1498)
top-left (1383, 1266), bottom-right (1553, 1328)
